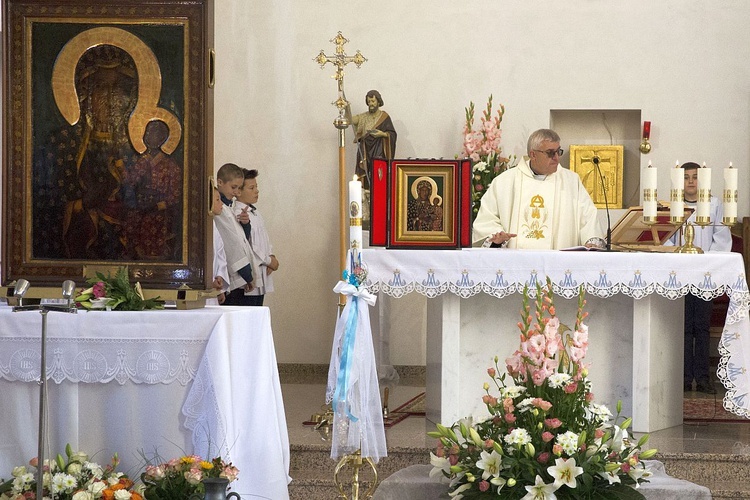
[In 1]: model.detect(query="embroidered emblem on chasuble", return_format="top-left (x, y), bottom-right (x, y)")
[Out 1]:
top-left (518, 180), bottom-right (555, 249)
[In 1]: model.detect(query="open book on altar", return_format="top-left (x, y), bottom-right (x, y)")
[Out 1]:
top-left (609, 205), bottom-right (693, 252)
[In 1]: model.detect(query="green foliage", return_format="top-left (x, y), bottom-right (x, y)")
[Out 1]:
top-left (75, 267), bottom-right (164, 311)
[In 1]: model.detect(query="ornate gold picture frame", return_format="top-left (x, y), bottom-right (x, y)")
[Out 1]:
top-left (569, 145), bottom-right (624, 209)
top-left (2, 0), bottom-right (214, 288)
top-left (387, 160), bottom-right (462, 249)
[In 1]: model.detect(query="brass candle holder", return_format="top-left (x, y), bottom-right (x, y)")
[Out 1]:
top-left (675, 223), bottom-right (703, 254)
top-left (334, 449), bottom-right (378, 500)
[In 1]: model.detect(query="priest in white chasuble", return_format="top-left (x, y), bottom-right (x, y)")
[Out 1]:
top-left (473, 129), bottom-right (605, 249)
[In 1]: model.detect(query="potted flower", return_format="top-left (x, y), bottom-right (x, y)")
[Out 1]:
top-left (141, 455), bottom-right (239, 500)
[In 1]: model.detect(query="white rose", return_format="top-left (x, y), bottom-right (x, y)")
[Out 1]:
top-left (113, 490), bottom-right (132, 500)
top-left (72, 491), bottom-right (95, 500)
top-left (70, 452), bottom-right (89, 463)
top-left (11, 466), bottom-right (27, 477)
top-left (67, 463), bottom-right (82, 477)
top-left (88, 480), bottom-right (107, 495)
top-left (85, 462), bottom-right (104, 479)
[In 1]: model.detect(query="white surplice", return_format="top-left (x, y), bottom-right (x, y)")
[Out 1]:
top-left (472, 157), bottom-right (603, 249)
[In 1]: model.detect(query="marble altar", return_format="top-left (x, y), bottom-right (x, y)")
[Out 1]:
top-left (363, 248), bottom-right (750, 433)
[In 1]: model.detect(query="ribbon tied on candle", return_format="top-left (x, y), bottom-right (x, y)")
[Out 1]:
top-left (333, 280), bottom-right (377, 306)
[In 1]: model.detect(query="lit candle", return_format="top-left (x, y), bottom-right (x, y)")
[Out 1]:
top-left (670, 161), bottom-right (684, 223)
top-left (723, 162), bottom-right (738, 222)
top-left (349, 175), bottom-right (363, 266)
top-left (642, 161), bottom-right (658, 220)
top-left (696, 163), bottom-right (712, 224)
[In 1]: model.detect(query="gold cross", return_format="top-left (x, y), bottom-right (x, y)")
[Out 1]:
top-left (314, 32), bottom-right (367, 110)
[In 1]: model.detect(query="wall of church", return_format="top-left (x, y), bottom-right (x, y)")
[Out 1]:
top-left (209, 0), bottom-right (749, 365)
top-left (1, 2), bottom-right (746, 366)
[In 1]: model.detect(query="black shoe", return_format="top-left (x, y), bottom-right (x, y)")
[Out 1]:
top-left (684, 382), bottom-right (693, 392)
top-left (696, 380), bottom-right (717, 394)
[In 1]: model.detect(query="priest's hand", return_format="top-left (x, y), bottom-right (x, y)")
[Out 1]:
top-left (488, 231), bottom-right (516, 247)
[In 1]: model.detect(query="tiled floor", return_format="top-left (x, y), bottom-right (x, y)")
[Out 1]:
top-left (282, 381), bottom-right (750, 456)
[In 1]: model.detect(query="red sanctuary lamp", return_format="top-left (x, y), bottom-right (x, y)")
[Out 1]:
top-left (640, 120), bottom-right (652, 154)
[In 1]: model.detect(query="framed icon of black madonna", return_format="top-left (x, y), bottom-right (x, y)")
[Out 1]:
top-left (2, 0), bottom-right (215, 288)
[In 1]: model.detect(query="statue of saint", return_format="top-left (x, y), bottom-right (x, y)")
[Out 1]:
top-left (348, 90), bottom-right (397, 189)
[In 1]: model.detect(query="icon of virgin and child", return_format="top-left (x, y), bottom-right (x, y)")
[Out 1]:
top-left (407, 176), bottom-right (444, 232)
top-left (32, 29), bottom-right (184, 262)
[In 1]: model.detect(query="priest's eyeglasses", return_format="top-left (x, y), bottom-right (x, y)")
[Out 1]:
top-left (533, 148), bottom-right (564, 158)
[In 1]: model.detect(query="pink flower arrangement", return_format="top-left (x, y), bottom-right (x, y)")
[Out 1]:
top-left (461, 95), bottom-right (515, 221)
top-left (428, 277), bottom-right (656, 499)
top-left (140, 455), bottom-right (239, 500)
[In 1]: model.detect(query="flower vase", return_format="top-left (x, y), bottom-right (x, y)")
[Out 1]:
top-left (190, 477), bottom-right (240, 500)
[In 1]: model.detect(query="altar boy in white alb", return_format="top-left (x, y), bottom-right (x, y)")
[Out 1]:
top-left (473, 128), bottom-right (605, 249)
top-left (666, 162), bottom-right (732, 393)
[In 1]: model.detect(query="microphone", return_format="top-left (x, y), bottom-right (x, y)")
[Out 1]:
top-left (593, 155), bottom-right (612, 251)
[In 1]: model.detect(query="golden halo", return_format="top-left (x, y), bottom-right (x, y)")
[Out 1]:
top-left (410, 176), bottom-right (441, 206)
top-left (51, 26), bottom-right (182, 155)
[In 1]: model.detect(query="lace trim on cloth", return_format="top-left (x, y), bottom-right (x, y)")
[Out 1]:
top-left (183, 359), bottom-right (230, 462)
top-left (0, 337), bottom-right (206, 385)
top-left (363, 249), bottom-right (750, 419)
top-left (368, 270), bottom-right (749, 324)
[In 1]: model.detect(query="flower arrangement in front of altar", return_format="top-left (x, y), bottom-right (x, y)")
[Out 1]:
top-left (140, 455), bottom-right (239, 500)
top-left (0, 444), bottom-right (143, 500)
top-left (428, 278), bottom-right (656, 499)
top-left (75, 268), bottom-right (164, 311)
top-left (461, 95), bottom-right (516, 221)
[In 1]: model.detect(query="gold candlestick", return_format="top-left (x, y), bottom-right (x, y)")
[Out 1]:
top-left (675, 223), bottom-right (704, 254)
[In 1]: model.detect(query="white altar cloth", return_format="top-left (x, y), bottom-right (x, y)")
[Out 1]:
top-left (363, 248), bottom-right (750, 431)
top-left (0, 305), bottom-right (290, 500)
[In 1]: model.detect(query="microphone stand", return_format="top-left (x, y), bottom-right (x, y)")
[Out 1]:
top-left (12, 280), bottom-right (77, 500)
top-left (593, 156), bottom-right (612, 251)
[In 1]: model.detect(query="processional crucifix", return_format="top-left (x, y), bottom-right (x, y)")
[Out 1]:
top-left (315, 33), bottom-right (382, 500)
top-left (314, 32), bottom-right (367, 294)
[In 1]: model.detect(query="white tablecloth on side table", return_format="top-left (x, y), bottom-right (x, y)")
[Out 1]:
top-left (0, 305), bottom-right (290, 500)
